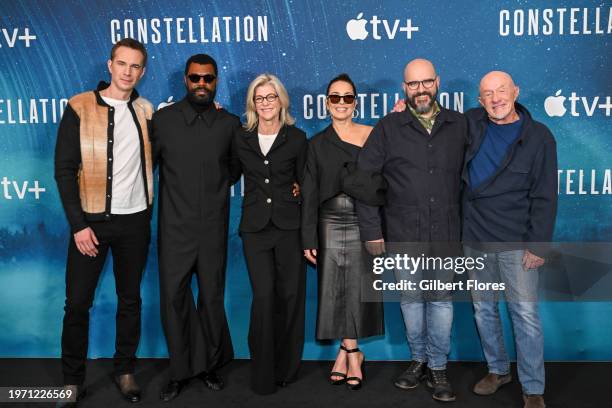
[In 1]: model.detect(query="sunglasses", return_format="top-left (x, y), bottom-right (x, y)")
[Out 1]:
top-left (327, 94), bottom-right (356, 104)
top-left (187, 73), bottom-right (217, 84)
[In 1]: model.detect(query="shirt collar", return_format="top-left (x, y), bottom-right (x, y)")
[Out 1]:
top-left (179, 98), bottom-right (218, 126)
top-left (408, 101), bottom-right (440, 120)
top-left (407, 101), bottom-right (440, 132)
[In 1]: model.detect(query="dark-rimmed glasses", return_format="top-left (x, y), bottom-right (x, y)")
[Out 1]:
top-left (254, 94), bottom-right (279, 104)
top-left (404, 78), bottom-right (436, 90)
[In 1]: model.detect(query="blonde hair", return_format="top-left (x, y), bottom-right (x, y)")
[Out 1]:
top-left (244, 73), bottom-right (295, 131)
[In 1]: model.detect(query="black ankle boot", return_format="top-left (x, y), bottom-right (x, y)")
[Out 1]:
top-left (394, 361), bottom-right (427, 389)
top-left (426, 368), bottom-right (456, 402)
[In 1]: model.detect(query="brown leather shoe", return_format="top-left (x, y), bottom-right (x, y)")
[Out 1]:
top-left (523, 394), bottom-right (545, 408)
top-left (473, 372), bottom-right (512, 395)
top-left (114, 373), bottom-right (141, 403)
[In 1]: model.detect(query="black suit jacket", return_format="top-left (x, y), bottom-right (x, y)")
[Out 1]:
top-left (233, 124), bottom-right (307, 232)
top-left (151, 99), bottom-right (241, 242)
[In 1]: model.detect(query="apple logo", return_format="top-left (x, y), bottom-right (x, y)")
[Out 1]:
top-left (544, 90), bottom-right (566, 117)
top-left (157, 96), bottom-right (175, 111)
top-left (346, 12), bottom-right (368, 40)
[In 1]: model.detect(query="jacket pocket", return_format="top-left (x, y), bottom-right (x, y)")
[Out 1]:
top-left (506, 163), bottom-right (531, 188)
top-left (385, 204), bottom-right (419, 242)
top-left (508, 163), bottom-right (530, 174)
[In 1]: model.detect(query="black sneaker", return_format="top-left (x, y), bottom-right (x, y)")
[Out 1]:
top-left (426, 368), bottom-right (456, 402)
top-left (394, 361), bottom-right (427, 389)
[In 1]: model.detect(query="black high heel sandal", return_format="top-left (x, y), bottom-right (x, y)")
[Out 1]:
top-left (345, 347), bottom-right (365, 391)
top-left (330, 345), bottom-right (348, 385)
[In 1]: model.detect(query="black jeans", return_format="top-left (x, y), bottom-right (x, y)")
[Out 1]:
top-left (61, 210), bottom-right (150, 385)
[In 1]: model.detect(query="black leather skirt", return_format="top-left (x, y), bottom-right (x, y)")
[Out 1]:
top-left (316, 193), bottom-right (384, 340)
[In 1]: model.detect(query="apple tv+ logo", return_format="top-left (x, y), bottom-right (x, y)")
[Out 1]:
top-left (346, 12), bottom-right (419, 41)
top-left (157, 96), bottom-right (175, 111)
top-left (544, 90), bottom-right (612, 118)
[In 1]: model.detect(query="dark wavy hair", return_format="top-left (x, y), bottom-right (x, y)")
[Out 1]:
top-left (326, 73), bottom-right (357, 96)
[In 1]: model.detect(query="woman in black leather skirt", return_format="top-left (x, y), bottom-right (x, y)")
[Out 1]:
top-left (301, 74), bottom-right (385, 390)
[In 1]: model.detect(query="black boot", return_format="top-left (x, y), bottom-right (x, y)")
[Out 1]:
top-left (114, 374), bottom-right (141, 403)
top-left (426, 368), bottom-right (456, 402)
top-left (394, 361), bottom-right (427, 389)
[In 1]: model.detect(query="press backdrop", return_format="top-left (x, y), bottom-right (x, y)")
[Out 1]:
top-left (1, 0), bottom-right (611, 360)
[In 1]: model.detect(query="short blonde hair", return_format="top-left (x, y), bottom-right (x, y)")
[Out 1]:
top-left (244, 73), bottom-right (295, 131)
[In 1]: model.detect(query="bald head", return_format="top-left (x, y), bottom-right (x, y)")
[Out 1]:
top-left (404, 58), bottom-right (437, 82)
top-left (478, 70), bottom-right (520, 124)
top-left (402, 58), bottom-right (440, 116)
top-left (479, 71), bottom-right (515, 94)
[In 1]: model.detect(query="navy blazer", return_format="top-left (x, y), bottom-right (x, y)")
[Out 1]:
top-left (462, 103), bottom-right (558, 255)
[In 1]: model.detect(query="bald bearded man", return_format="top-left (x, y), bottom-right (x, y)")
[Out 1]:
top-left (356, 58), bottom-right (468, 402)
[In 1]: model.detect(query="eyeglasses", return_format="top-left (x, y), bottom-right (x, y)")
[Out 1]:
top-left (327, 94), bottom-right (356, 104)
top-left (404, 78), bottom-right (436, 90)
top-left (254, 94), bottom-right (279, 104)
top-left (187, 73), bottom-right (216, 84)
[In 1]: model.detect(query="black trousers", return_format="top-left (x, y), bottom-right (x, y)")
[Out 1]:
top-left (158, 221), bottom-right (234, 381)
top-left (61, 210), bottom-right (150, 385)
top-left (241, 224), bottom-right (306, 394)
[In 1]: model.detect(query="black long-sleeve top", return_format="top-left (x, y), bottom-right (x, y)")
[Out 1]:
top-left (301, 125), bottom-right (386, 249)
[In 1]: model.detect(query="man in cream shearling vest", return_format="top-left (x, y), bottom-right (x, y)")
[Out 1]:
top-left (54, 38), bottom-right (153, 406)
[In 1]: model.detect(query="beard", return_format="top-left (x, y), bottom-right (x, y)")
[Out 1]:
top-left (407, 88), bottom-right (438, 114)
top-left (186, 86), bottom-right (216, 106)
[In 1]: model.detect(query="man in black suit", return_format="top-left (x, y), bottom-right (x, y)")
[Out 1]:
top-left (356, 59), bottom-right (468, 402)
top-left (150, 54), bottom-right (241, 401)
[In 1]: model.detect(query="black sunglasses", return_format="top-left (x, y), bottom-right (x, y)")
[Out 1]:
top-left (187, 73), bottom-right (217, 84)
top-left (327, 94), bottom-right (356, 104)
